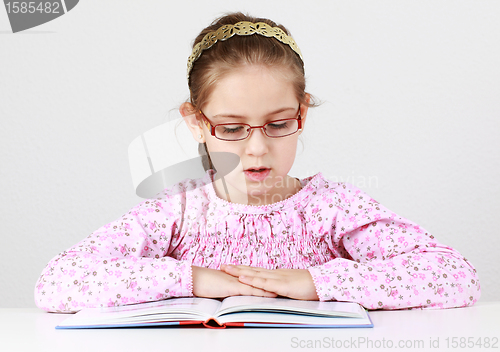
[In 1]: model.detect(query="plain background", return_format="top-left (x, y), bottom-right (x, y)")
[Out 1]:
top-left (0, 0), bottom-right (498, 308)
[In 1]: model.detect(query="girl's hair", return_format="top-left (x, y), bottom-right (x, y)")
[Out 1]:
top-left (187, 12), bottom-right (315, 170)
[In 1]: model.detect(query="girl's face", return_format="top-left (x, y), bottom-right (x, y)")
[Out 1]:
top-left (198, 64), bottom-right (308, 206)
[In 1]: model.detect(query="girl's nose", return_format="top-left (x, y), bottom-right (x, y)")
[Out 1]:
top-left (244, 127), bottom-right (269, 157)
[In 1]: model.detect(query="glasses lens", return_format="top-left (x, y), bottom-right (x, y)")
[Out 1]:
top-left (265, 119), bottom-right (299, 137)
top-left (215, 124), bottom-right (249, 141)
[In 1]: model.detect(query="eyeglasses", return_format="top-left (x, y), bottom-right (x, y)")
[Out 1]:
top-left (199, 106), bottom-right (302, 141)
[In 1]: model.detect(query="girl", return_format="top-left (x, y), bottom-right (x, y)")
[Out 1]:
top-left (35, 12), bottom-right (480, 313)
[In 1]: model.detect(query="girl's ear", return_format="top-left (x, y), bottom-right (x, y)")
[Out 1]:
top-left (180, 102), bottom-right (205, 143)
top-left (298, 94), bottom-right (311, 134)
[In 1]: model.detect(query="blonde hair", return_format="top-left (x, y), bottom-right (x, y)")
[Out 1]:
top-left (188, 12), bottom-right (315, 109)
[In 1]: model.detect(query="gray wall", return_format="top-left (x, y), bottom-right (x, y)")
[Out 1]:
top-left (1, 0), bottom-right (498, 307)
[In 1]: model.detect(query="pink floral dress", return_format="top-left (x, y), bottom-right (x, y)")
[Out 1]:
top-left (35, 171), bottom-right (480, 312)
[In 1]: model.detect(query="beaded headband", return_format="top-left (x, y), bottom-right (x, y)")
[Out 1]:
top-left (187, 21), bottom-right (303, 81)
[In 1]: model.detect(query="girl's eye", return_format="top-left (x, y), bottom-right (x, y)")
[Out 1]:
top-left (267, 122), bottom-right (288, 130)
top-left (222, 125), bottom-right (244, 134)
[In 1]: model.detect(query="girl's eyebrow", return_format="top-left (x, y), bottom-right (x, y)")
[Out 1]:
top-left (212, 107), bottom-right (297, 119)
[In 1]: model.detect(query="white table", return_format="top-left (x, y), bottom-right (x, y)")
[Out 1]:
top-left (1, 301), bottom-right (499, 352)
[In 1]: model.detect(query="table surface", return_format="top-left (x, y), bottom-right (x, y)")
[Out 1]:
top-left (1, 301), bottom-right (499, 352)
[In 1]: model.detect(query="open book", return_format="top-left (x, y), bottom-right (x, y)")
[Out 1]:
top-left (56, 296), bottom-right (373, 329)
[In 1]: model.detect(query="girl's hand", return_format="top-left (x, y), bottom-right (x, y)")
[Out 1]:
top-left (220, 265), bottom-right (319, 301)
top-left (191, 266), bottom-right (278, 299)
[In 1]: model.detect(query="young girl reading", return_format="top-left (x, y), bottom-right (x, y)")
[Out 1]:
top-left (35, 13), bottom-right (480, 313)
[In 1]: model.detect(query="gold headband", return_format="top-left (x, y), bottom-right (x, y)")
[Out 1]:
top-left (187, 21), bottom-right (303, 80)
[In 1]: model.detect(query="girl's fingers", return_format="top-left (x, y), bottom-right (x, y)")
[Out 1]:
top-left (234, 279), bottom-right (277, 297)
top-left (222, 264), bottom-right (270, 272)
top-left (239, 275), bottom-right (288, 297)
top-left (249, 287), bottom-right (278, 298)
top-left (221, 264), bottom-right (255, 276)
top-left (221, 264), bottom-right (273, 278)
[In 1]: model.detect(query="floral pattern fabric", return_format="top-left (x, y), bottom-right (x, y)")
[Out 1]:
top-left (35, 171), bottom-right (480, 312)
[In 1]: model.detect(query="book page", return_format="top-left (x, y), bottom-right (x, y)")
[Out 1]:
top-left (217, 310), bottom-right (372, 326)
top-left (216, 296), bottom-right (364, 318)
top-left (58, 297), bottom-right (222, 327)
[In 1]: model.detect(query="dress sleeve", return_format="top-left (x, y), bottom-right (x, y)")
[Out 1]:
top-left (34, 192), bottom-right (193, 313)
top-left (307, 183), bottom-right (481, 309)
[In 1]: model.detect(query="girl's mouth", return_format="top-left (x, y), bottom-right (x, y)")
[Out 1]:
top-left (244, 167), bottom-right (271, 182)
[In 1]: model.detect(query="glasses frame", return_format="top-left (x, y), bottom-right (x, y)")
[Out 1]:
top-left (199, 106), bottom-right (303, 141)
